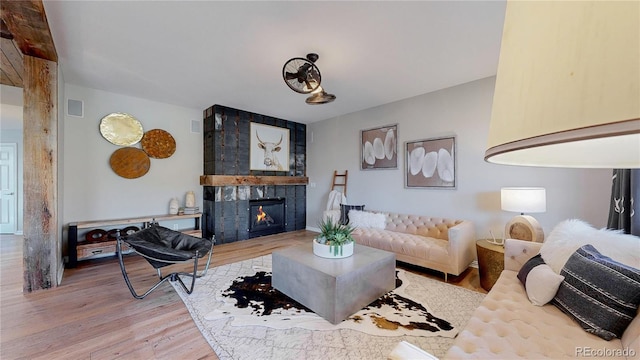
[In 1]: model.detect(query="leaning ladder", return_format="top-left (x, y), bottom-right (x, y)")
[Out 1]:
top-left (330, 170), bottom-right (348, 196)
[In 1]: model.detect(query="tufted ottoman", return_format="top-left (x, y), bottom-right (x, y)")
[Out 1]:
top-left (350, 211), bottom-right (476, 281)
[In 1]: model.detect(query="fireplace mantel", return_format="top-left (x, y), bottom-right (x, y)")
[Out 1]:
top-left (200, 175), bottom-right (309, 186)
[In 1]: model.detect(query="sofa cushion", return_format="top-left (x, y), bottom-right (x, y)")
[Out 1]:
top-left (552, 244), bottom-right (640, 341)
top-left (540, 219), bottom-right (640, 274)
top-left (340, 204), bottom-right (365, 225)
top-left (384, 213), bottom-right (459, 241)
top-left (517, 254), bottom-right (564, 306)
top-left (353, 228), bottom-right (450, 265)
top-left (348, 210), bottom-right (386, 229)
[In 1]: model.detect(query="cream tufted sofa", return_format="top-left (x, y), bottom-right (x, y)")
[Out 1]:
top-left (445, 238), bottom-right (640, 359)
top-left (348, 211), bottom-right (476, 281)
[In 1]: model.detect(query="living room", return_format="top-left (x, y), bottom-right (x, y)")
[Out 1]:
top-left (1, 1), bottom-right (638, 359)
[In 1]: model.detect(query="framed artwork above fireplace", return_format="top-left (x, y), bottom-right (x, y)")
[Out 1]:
top-left (250, 123), bottom-right (290, 171)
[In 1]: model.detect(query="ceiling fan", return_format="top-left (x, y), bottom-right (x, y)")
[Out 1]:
top-left (282, 53), bottom-right (336, 104)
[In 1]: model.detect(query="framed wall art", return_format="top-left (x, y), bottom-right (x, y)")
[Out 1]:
top-left (405, 135), bottom-right (456, 189)
top-left (250, 122), bottom-right (290, 171)
top-left (360, 124), bottom-right (398, 170)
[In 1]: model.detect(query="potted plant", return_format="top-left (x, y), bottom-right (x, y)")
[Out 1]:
top-left (313, 217), bottom-right (355, 258)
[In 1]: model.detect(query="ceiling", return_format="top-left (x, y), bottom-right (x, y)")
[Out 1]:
top-left (37, 1), bottom-right (505, 124)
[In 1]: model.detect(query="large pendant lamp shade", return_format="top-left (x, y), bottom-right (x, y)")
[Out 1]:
top-left (485, 1), bottom-right (640, 168)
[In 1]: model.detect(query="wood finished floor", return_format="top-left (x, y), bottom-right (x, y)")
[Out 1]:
top-left (0, 231), bottom-right (485, 359)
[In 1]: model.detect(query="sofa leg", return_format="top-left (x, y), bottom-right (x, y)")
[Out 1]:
top-left (444, 273), bottom-right (448, 282)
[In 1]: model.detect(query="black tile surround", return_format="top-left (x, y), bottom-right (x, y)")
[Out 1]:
top-left (202, 105), bottom-right (306, 243)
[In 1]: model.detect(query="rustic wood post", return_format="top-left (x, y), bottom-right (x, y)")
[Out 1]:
top-left (23, 55), bottom-right (58, 292)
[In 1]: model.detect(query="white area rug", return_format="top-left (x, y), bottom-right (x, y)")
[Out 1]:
top-left (172, 255), bottom-right (484, 360)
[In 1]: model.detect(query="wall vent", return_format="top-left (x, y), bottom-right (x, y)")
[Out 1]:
top-left (67, 99), bottom-right (83, 117)
top-left (191, 119), bottom-right (201, 133)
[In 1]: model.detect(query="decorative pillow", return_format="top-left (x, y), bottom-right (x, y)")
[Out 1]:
top-left (552, 244), bottom-right (640, 341)
top-left (348, 210), bottom-right (386, 229)
top-left (540, 219), bottom-right (640, 274)
top-left (340, 204), bottom-right (365, 225)
top-left (517, 254), bottom-right (564, 306)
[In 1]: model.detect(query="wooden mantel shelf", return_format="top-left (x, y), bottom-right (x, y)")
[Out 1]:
top-left (200, 175), bottom-right (309, 186)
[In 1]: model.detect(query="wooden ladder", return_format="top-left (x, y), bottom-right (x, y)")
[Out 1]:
top-left (331, 170), bottom-right (348, 196)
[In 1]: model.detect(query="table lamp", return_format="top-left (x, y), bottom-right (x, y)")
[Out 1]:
top-left (501, 187), bottom-right (546, 242)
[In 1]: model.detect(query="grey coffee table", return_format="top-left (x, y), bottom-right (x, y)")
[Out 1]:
top-left (272, 242), bottom-right (396, 324)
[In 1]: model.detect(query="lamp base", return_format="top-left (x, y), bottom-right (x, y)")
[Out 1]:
top-left (505, 215), bottom-right (544, 242)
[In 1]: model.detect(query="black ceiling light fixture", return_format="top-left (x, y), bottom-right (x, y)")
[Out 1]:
top-left (282, 53), bottom-right (336, 105)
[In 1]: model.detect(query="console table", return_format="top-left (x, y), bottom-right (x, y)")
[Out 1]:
top-left (67, 213), bottom-right (202, 268)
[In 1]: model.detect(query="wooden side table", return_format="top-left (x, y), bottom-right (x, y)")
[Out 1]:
top-left (476, 239), bottom-right (505, 291)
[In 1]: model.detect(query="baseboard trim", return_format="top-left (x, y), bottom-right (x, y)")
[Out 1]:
top-left (14, 230), bottom-right (23, 235)
top-left (306, 226), bottom-right (320, 233)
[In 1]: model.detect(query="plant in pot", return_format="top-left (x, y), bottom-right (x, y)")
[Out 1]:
top-left (313, 217), bottom-right (355, 258)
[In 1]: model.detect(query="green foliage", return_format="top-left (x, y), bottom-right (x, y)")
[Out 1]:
top-left (317, 217), bottom-right (355, 247)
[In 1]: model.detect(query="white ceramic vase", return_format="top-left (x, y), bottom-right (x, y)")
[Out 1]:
top-left (169, 198), bottom-right (179, 215)
top-left (185, 191), bottom-right (195, 208)
top-left (312, 239), bottom-right (354, 259)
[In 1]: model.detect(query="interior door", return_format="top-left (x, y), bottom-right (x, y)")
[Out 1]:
top-left (0, 143), bottom-right (17, 234)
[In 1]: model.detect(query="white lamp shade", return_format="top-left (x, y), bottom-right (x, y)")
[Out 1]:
top-left (486, 1), bottom-right (640, 168)
top-left (501, 187), bottom-right (546, 213)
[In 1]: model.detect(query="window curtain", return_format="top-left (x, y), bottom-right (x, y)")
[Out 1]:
top-left (607, 169), bottom-right (639, 236)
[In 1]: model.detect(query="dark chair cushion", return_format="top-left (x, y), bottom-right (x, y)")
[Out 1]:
top-left (123, 226), bottom-right (212, 268)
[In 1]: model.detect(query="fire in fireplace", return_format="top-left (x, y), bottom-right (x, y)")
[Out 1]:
top-left (249, 198), bottom-right (285, 238)
top-left (255, 206), bottom-right (274, 225)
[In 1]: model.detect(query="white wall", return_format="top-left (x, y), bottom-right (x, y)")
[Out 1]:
top-left (63, 84), bottom-right (203, 228)
top-left (306, 77), bottom-right (611, 238)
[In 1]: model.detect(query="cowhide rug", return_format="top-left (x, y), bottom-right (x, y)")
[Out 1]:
top-left (172, 255), bottom-right (485, 360)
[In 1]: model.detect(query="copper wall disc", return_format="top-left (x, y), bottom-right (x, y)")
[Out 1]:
top-left (100, 113), bottom-right (144, 146)
top-left (109, 147), bottom-right (150, 179)
top-left (141, 129), bottom-right (176, 159)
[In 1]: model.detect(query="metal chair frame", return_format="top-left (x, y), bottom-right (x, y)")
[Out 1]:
top-left (116, 232), bottom-right (215, 299)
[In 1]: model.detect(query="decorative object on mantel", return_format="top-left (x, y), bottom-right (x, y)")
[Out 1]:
top-left (361, 124), bottom-right (398, 170)
top-left (169, 197), bottom-right (179, 215)
top-left (405, 135), bottom-right (456, 188)
top-left (250, 123), bottom-right (290, 172)
top-left (109, 147), bottom-right (150, 179)
top-left (485, 1), bottom-right (639, 168)
top-left (313, 217), bottom-right (355, 258)
top-left (282, 53), bottom-right (336, 104)
top-left (141, 129), bottom-right (176, 159)
top-left (501, 187), bottom-right (546, 242)
top-left (185, 191), bottom-right (195, 208)
top-left (99, 112), bottom-right (144, 146)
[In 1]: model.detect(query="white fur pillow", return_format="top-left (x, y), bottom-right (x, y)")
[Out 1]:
top-left (348, 210), bottom-right (386, 229)
top-left (539, 219), bottom-right (640, 274)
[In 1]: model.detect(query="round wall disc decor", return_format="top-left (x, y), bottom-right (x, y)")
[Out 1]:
top-left (100, 113), bottom-right (144, 146)
top-left (141, 129), bottom-right (176, 159)
top-left (109, 147), bottom-right (150, 179)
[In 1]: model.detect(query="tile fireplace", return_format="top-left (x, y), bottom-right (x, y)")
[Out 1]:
top-left (202, 105), bottom-right (307, 243)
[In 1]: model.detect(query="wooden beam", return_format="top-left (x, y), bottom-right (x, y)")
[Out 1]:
top-left (1, 37), bottom-right (23, 86)
top-left (1, 0), bottom-right (57, 62)
top-left (23, 54), bottom-right (58, 292)
top-left (200, 175), bottom-right (309, 186)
